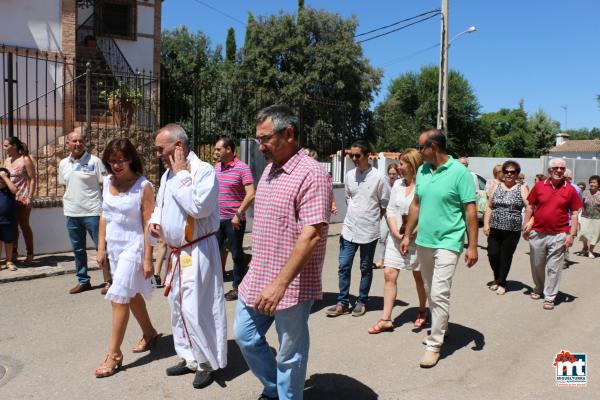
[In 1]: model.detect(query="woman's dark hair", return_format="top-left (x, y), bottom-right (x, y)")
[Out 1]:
top-left (0, 167), bottom-right (10, 178)
top-left (5, 136), bottom-right (29, 156)
top-left (102, 138), bottom-right (143, 175)
top-left (502, 160), bottom-right (521, 174)
top-left (589, 175), bottom-right (600, 185)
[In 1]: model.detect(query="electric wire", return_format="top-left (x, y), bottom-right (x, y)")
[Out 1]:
top-left (355, 9), bottom-right (441, 37)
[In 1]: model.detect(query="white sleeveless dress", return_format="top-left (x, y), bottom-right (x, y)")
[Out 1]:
top-left (384, 179), bottom-right (420, 270)
top-left (102, 175), bottom-right (152, 304)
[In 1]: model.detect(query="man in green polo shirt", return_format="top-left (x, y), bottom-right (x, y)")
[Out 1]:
top-left (400, 128), bottom-right (479, 368)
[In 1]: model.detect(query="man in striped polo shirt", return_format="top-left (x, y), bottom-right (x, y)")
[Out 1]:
top-left (214, 137), bottom-right (255, 301)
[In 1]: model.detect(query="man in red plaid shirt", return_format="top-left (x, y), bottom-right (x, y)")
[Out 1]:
top-left (234, 105), bottom-right (332, 400)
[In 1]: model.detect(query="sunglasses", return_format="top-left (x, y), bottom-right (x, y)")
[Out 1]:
top-left (551, 166), bottom-right (566, 171)
top-left (503, 169), bottom-right (517, 175)
top-left (417, 143), bottom-right (430, 151)
top-left (350, 153), bottom-right (363, 159)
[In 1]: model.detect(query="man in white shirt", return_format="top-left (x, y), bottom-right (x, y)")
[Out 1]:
top-left (58, 129), bottom-right (106, 294)
top-left (327, 140), bottom-right (390, 317)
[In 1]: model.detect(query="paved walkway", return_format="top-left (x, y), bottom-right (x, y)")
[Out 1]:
top-left (0, 225), bottom-right (597, 399)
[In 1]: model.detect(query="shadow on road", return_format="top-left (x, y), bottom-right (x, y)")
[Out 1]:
top-left (505, 280), bottom-right (533, 294)
top-left (392, 307), bottom-right (429, 332)
top-left (311, 292), bottom-right (408, 315)
top-left (304, 373), bottom-right (378, 400)
top-left (214, 340), bottom-right (252, 387)
top-left (122, 334), bottom-right (176, 370)
top-left (554, 291), bottom-right (578, 306)
top-left (439, 322), bottom-right (485, 361)
top-left (18, 254), bottom-right (73, 269)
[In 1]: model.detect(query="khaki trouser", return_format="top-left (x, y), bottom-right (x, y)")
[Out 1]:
top-left (417, 246), bottom-right (459, 353)
top-left (528, 231), bottom-right (566, 302)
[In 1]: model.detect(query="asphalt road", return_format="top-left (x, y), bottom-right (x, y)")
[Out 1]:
top-left (0, 227), bottom-right (598, 400)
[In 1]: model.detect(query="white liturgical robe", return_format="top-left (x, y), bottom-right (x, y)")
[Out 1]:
top-left (149, 151), bottom-right (227, 370)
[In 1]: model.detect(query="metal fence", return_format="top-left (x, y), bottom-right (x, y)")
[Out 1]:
top-left (160, 80), bottom-right (351, 181)
top-left (1, 45), bottom-right (160, 199)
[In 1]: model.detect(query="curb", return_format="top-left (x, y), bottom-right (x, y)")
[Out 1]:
top-left (0, 231), bottom-right (342, 284)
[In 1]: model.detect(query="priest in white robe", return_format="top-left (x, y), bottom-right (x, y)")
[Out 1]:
top-left (149, 123), bottom-right (227, 389)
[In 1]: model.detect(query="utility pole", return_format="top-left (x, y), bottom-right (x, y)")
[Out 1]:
top-left (436, 0), bottom-right (449, 135)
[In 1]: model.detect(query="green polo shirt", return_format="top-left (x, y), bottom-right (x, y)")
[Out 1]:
top-left (415, 156), bottom-right (476, 253)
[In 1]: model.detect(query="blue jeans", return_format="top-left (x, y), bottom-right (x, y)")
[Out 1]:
top-left (337, 236), bottom-right (378, 305)
top-left (216, 218), bottom-right (247, 289)
top-left (234, 299), bottom-right (313, 400)
top-left (66, 216), bottom-right (100, 285)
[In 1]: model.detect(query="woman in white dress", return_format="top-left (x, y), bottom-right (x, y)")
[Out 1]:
top-left (368, 149), bottom-right (427, 334)
top-left (94, 138), bottom-right (159, 378)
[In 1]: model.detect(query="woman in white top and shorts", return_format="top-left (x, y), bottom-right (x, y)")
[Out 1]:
top-left (368, 148), bottom-right (428, 334)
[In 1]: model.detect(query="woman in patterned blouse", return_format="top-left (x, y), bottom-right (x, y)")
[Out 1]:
top-left (483, 160), bottom-right (531, 295)
top-left (578, 175), bottom-right (600, 258)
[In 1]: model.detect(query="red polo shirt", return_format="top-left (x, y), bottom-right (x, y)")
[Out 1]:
top-left (528, 179), bottom-right (582, 234)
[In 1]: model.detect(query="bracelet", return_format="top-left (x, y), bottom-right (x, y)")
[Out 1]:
top-left (235, 211), bottom-right (242, 218)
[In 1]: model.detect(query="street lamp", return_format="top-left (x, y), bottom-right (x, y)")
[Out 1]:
top-left (436, 0), bottom-right (477, 135)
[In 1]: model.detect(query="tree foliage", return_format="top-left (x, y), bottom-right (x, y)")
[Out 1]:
top-left (237, 6), bottom-right (382, 151)
top-left (374, 65), bottom-right (481, 156)
top-left (225, 27), bottom-right (236, 63)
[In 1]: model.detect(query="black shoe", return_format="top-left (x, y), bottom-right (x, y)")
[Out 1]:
top-left (224, 288), bottom-right (238, 301)
top-left (166, 359), bottom-right (194, 376)
top-left (192, 370), bottom-right (214, 389)
top-left (257, 395), bottom-right (279, 400)
top-left (151, 274), bottom-right (164, 288)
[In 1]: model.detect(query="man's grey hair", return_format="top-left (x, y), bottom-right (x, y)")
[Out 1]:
top-left (548, 158), bottom-right (566, 168)
top-left (158, 123), bottom-right (189, 147)
top-left (256, 104), bottom-right (299, 139)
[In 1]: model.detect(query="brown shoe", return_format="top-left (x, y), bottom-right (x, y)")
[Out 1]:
top-left (419, 350), bottom-right (440, 368)
top-left (100, 282), bottom-right (111, 295)
top-left (224, 289), bottom-right (238, 301)
top-left (69, 282), bottom-right (92, 294)
top-left (326, 303), bottom-right (351, 317)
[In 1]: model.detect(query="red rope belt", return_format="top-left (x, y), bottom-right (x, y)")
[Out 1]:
top-left (163, 231), bottom-right (215, 348)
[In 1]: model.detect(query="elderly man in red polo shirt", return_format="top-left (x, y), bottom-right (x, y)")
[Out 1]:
top-left (523, 158), bottom-right (582, 310)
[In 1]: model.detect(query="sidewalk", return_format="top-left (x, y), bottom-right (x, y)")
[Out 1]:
top-left (0, 223), bottom-right (343, 284)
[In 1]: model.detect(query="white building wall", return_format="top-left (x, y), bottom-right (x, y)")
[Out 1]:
top-left (551, 151), bottom-right (600, 160)
top-left (0, 0), bottom-right (62, 52)
top-left (115, 37), bottom-right (154, 72)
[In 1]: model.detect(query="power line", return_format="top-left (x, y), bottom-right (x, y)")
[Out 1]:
top-left (355, 9), bottom-right (440, 38)
top-left (190, 0), bottom-right (246, 26)
top-left (381, 43), bottom-right (439, 67)
top-left (358, 12), bottom-right (440, 43)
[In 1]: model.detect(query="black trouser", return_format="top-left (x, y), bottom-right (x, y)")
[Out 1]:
top-left (216, 218), bottom-right (247, 289)
top-left (487, 228), bottom-right (521, 287)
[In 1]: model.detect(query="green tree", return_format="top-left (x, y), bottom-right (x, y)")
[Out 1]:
top-left (479, 105), bottom-right (532, 157)
top-left (225, 27), bottom-right (236, 63)
top-left (527, 109), bottom-right (560, 156)
top-left (374, 65), bottom-right (481, 156)
top-left (237, 5), bottom-right (382, 153)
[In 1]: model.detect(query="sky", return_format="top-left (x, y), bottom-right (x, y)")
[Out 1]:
top-left (163, 0), bottom-right (600, 130)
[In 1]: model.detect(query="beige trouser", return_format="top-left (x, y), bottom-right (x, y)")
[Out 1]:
top-left (417, 246), bottom-right (459, 353)
top-left (528, 231), bottom-right (566, 302)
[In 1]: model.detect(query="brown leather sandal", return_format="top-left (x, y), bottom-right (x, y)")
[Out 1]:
top-left (368, 319), bottom-right (394, 334)
top-left (95, 352), bottom-right (123, 378)
top-left (132, 332), bottom-right (161, 353)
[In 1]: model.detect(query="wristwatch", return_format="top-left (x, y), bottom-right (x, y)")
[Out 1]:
top-left (235, 211), bottom-right (242, 219)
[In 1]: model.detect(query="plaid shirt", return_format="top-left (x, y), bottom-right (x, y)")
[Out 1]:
top-left (238, 148), bottom-right (332, 310)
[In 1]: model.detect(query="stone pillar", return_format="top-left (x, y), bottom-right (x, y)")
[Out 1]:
top-left (61, 0), bottom-right (77, 134)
